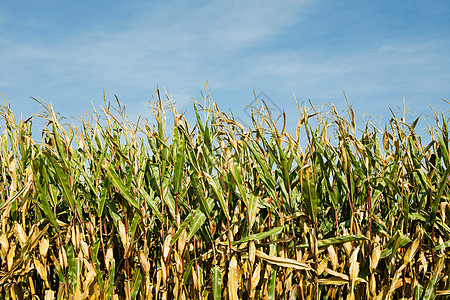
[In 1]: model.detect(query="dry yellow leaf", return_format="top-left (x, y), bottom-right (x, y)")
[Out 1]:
top-left (249, 240), bottom-right (256, 266)
top-left (369, 273), bottom-right (376, 296)
top-left (44, 290), bottom-right (55, 300)
top-left (14, 222), bottom-right (27, 247)
top-left (327, 245), bottom-right (338, 270)
top-left (125, 279), bottom-right (131, 300)
top-left (175, 251), bottom-right (183, 274)
top-left (34, 257), bottom-right (48, 284)
top-left (7, 242), bottom-right (16, 272)
top-left (39, 237), bottom-right (49, 258)
top-left (83, 265), bottom-right (97, 291)
top-left (343, 241), bottom-right (353, 257)
top-left (10, 283), bottom-right (23, 300)
top-left (325, 268), bottom-right (349, 281)
top-left (162, 233), bottom-right (172, 262)
top-left (419, 251), bottom-right (428, 274)
top-left (156, 268), bottom-right (162, 298)
top-left (139, 250), bottom-right (150, 275)
top-left (370, 244), bottom-right (381, 272)
top-left (228, 255), bottom-right (239, 300)
top-left (251, 262), bottom-right (261, 295)
top-left (79, 238), bottom-right (90, 259)
top-left (71, 225), bottom-right (78, 252)
top-left (437, 290), bottom-right (450, 296)
top-left (177, 226), bottom-right (187, 254)
top-left (59, 245), bottom-right (68, 270)
top-left (318, 277), bottom-right (347, 286)
top-left (403, 237), bottom-right (419, 265)
top-left (386, 265), bottom-right (406, 298)
top-left (255, 249), bottom-right (312, 271)
top-left (105, 247), bottom-right (114, 271)
top-left (161, 257), bottom-right (168, 286)
top-left (317, 257), bottom-right (329, 276)
top-left (118, 220), bottom-right (129, 254)
top-left (0, 232), bottom-right (9, 254)
top-left (348, 246), bottom-right (360, 299)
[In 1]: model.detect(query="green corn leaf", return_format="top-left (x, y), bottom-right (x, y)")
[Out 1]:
top-left (407, 137), bottom-right (422, 169)
top-left (136, 144), bottom-right (148, 187)
top-left (173, 133), bottom-right (185, 195)
top-left (277, 142), bottom-right (291, 193)
top-left (332, 165), bottom-right (349, 193)
top-left (94, 139), bottom-right (108, 181)
top-left (413, 284), bottom-right (424, 300)
top-left (33, 174), bottom-right (60, 231)
top-left (434, 239), bottom-right (450, 251)
top-left (191, 172), bottom-right (211, 218)
top-left (193, 104), bottom-right (205, 136)
top-left (437, 131), bottom-right (449, 168)
top-left (183, 259), bottom-right (196, 285)
top-left (389, 231), bottom-right (410, 263)
top-left (381, 232), bottom-right (411, 258)
top-left (131, 269), bottom-right (142, 300)
top-left (71, 159), bottom-right (96, 195)
top-left (170, 214), bottom-right (193, 246)
top-left (247, 193), bottom-right (259, 231)
top-left (296, 234), bottom-right (368, 249)
top-left (91, 239), bottom-right (105, 291)
top-left (66, 242), bottom-right (77, 293)
top-left (130, 213), bottom-right (141, 244)
top-left (443, 113), bottom-right (449, 147)
top-left (409, 212), bottom-right (427, 222)
top-left (383, 176), bottom-right (402, 195)
top-left (268, 268), bottom-right (277, 300)
top-left (257, 171), bottom-right (278, 202)
top-left (229, 158), bottom-right (248, 207)
top-left (344, 142), bottom-right (365, 179)
top-left (424, 257), bottom-right (445, 300)
top-left (106, 259), bottom-right (116, 300)
top-left (104, 163), bottom-right (139, 210)
top-left (246, 140), bottom-right (275, 187)
top-left (228, 226), bottom-right (284, 246)
top-left (47, 155), bottom-right (81, 219)
top-left (260, 135), bottom-right (280, 168)
top-left (318, 154), bottom-right (339, 210)
top-left (162, 182), bottom-right (177, 218)
top-left (424, 275), bottom-right (438, 300)
top-left (106, 200), bottom-right (121, 228)
top-left (431, 167), bottom-right (450, 222)
top-left (434, 216), bottom-right (450, 237)
top-left (403, 194), bottom-right (410, 232)
top-left (139, 187), bottom-right (163, 222)
top-left (186, 209), bottom-right (207, 243)
top-left (204, 172), bottom-right (230, 220)
top-left (98, 185), bottom-right (108, 217)
top-left (212, 266), bottom-right (222, 300)
top-left (416, 168), bottom-right (433, 191)
top-left (51, 120), bottom-right (69, 167)
top-left (302, 167), bottom-right (317, 224)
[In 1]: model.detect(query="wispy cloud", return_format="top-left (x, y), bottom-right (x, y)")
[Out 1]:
top-left (0, 0), bottom-right (316, 116)
top-left (0, 0), bottom-right (449, 126)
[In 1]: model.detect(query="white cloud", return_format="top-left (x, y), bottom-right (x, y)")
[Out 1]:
top-left (0, 0), bottom-right (316, 118)
top-left (0, 0), bottom-right (449, 126)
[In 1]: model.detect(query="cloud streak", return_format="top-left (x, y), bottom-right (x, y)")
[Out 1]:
top-left (0, 0), bottom-right (449, 126)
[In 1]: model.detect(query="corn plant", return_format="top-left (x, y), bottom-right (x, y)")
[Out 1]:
top-left (0, 91), bottom-right (449, 299)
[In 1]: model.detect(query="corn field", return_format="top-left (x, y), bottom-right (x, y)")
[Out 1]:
top-left (0, 91), bottom-right (450, 299)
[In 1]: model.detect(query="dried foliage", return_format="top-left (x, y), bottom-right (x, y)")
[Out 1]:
top-left (0, 90), bottom-right (449, 299)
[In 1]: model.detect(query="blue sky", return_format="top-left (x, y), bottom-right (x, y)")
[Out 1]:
top-left (1, 0), bottom-right (449, 133)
